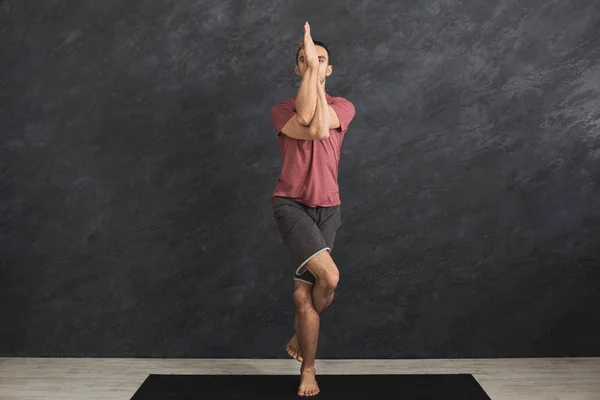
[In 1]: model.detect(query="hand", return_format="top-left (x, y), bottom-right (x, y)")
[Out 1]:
top-left (300, 21), bottom-right (319, 69)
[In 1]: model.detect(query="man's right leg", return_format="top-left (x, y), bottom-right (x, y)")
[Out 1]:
top-left (294, 249), bottom-right (339, 396)
top-left (292, 249), bottom-right (339, 396)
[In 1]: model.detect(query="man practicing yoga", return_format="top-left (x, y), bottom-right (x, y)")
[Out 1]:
top-left (269, 21), bottom-right (356, 397)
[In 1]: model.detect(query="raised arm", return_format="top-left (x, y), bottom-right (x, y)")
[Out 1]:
top-left (310, 82), bottom-right (330, 139)
top-left (296, 67), bottom-right (319, 125)
top-left (295, 22), bottom-right (320, 125)
top-left (276, 82), bottom-right (330, 141)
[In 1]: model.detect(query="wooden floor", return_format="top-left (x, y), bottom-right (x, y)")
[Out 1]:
top-left (0, 357), bottom-right (599, 399)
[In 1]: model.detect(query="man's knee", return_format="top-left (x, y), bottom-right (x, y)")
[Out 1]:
top-left (320, 269), bottom-right (339, 292)
top-left (293, 283), bottom-right (314, 312)
top-left (306, 249), bottom-right (340, 292)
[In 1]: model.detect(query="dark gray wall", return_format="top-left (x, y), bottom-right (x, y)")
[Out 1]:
top-left (1, 0), bottom-right (599, 358)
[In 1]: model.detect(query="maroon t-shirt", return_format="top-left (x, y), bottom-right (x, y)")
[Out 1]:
top-left (269, 93), bottom-right (356, 207)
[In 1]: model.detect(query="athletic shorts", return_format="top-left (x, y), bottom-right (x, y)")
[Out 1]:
top-left (271, 196), bottom-right (342, 284)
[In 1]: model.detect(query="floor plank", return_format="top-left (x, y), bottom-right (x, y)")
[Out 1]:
top-left (0, 357), bottom-right (599, 400)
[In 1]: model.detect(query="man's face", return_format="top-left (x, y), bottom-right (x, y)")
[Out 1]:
top-left (295, 45), bottom-right (332, 83)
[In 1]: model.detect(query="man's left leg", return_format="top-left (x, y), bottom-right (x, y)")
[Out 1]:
top-left (286, 203), bottom-right (341, 363)
top-left (287, 273), bottom-right (335, 362)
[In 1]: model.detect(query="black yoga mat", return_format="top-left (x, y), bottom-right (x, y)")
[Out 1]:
top-left (131, 373), bottom-right (491, 399)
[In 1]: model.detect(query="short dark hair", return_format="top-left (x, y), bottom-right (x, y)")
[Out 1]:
top-left (296, 40), bottom-right (331, 65)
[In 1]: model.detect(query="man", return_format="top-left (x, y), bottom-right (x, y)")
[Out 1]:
top-left (269, 21), bottom-right (356, 397)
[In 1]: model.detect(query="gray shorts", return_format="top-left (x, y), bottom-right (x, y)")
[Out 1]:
top-left (271, 196), bottom-right (342, 284)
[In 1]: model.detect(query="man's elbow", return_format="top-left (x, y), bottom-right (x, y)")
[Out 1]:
top-left (296, 113), bottom-right (312, 126)
top-left (307, 124), bottom-right (329, 140)
top-left (314, 129), bottom-right (330, 140)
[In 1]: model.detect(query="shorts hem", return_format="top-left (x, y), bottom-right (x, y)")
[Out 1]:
top-left (295, 247), bottom-right (330, 276)
top-left (293, 277), bottom-right (315, 285)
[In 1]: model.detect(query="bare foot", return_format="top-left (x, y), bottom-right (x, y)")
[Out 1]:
top-left (298, 365), bottom-right (319, 397)
top-left (286, 334), bottom-right (303, 362)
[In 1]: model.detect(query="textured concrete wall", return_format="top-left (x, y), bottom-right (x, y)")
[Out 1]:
top-left (1, 0), bottom-right (599, 358)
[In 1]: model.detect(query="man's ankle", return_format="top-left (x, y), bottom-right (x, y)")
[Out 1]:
top-left (301, 363), bottom-right (316, 372)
